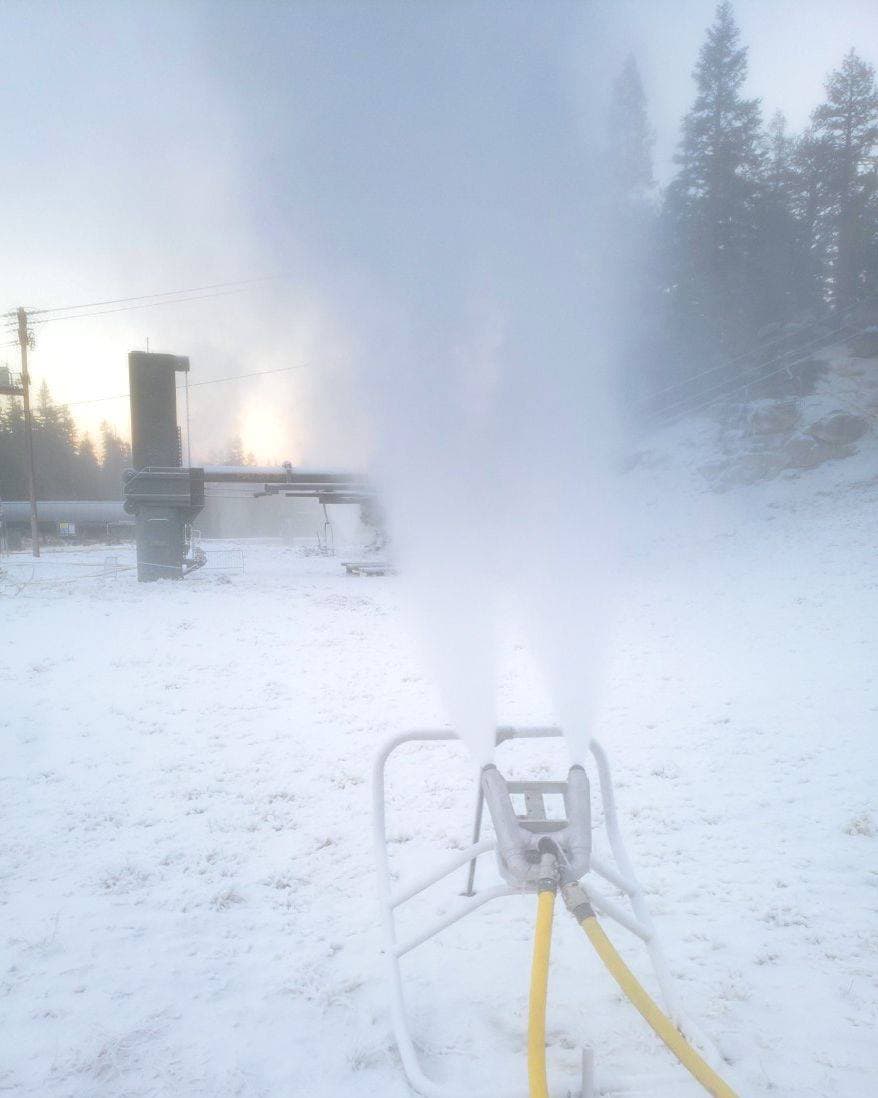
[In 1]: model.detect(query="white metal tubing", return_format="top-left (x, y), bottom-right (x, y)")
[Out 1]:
top-left (586, 737), bottom-right (733, 1082)
top-left (581, 1047), bottom-right (595, 1098)
top-left (579, 881), bottom-right (652, 942)
top-left (391, 838), bottom-right (497, 908)
top-left (463, 784), bottom-right (486, 895)
top-left (589, 854), bottom-right (639, 896)
top-left (374, 729), bottom-right (533, 1098)
top-left (495, 724), bottom-right (563, 740)
top-left (586, 740), bottom-right (643, 902)
top-left (373, 727), bottom-right (720, 1097)
top-left (588, 738), bottom-right (682, 1021)
top-left (373, 734), bottom-right (433, 1093)
top-left (395, 885), bottom-right (517, 958)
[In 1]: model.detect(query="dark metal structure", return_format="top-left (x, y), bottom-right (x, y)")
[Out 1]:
top-left (123, 350), bottom-right (374, 582)
top-left (123, 352), bottom-right (204, 581)
top-left (203, 464), bottom-right (370, 506)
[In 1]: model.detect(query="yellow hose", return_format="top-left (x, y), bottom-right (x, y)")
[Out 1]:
top-left (528, 888), bottom-right (555, 1098)
top-left (579, 915), bottom-right (739, 1098)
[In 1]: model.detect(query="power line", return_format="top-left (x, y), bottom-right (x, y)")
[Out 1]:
top-left (642, 318), bottom-right (856, 408)
top-left (647, 321), bottom-right (856, 424)
top-left (64, 360), bottom-right (310, 408)
top-left (2, 274), bottom-right (289, 319)
top-left (26, 285), bottom-right (261, 322)
top-left (186, 361), bottom-right (310, 390)
top-left (651, 334), bottom-right (850, 428)
top-left (649, 325), bottom-right (858, 431)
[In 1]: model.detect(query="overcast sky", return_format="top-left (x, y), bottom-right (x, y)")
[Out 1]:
top-left (1, 0), bottom-right (875, 465)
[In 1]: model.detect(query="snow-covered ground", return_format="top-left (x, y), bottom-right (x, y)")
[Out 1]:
top-left (2, 448), bottom-right (877, 1096)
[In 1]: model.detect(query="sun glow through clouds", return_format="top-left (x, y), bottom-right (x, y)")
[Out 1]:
top-left (240, 401), bottom-right (291, 465)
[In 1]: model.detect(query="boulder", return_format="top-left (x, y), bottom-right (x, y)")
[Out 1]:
top-left (808, 411), bottom-right (869, 446)
top-left (783, 433), bottom-right (849, 470)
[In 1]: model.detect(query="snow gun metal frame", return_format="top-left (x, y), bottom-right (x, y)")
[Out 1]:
top-left (373, 726), bottom-right (741, 1098)
top-left (479, 763), bottom-right (591, 890)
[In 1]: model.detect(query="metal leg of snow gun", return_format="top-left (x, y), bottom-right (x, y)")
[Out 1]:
top-left (373, 726), bottom-right (741, 1098)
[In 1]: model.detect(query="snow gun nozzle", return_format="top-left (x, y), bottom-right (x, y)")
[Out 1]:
top-left (480, 761), bottom-right (591, 890)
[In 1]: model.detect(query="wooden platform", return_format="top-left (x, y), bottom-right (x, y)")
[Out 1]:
top-left (342, 560), bottom-right (393, 576)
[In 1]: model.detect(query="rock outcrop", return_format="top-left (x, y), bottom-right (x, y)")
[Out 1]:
top-left (808, 410), bottom-right (869, 446)
top-left (703, 403), bottom-right (871, 491)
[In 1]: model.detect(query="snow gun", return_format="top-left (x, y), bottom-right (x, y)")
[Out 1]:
top-left (374, 726), bottom-right (741, 1097)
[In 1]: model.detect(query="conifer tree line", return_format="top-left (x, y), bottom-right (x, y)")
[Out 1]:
top-left (0, 374), bottom-right (256, 502)
top-left (0, 382), bottom-right (130, 502)
top-left (610, 2), bottom-right (878, 414)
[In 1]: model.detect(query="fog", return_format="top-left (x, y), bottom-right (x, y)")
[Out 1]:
top-left (1, 0), bottom-right (874, 452)
top-left (2, 0), bottom-right (877, 759)
top-left (229, 6), bottom-right (628, 762)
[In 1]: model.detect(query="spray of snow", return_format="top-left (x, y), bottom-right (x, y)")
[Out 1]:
top-left (337, 11), bottom-right (626, 766)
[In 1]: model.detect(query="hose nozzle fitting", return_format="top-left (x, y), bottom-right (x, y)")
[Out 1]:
top-left (537, 848), bottom-right (559, 894)
top-left (561, 881), bottom-right (595, 923)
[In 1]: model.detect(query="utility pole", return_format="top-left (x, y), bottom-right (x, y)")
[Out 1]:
top-left (16, 307), bottom-right (40, 557)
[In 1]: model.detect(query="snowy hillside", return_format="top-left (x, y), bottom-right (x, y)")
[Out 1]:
top-left (2, 427), bottom-right (877, 1096)
top-left (646, 335), bottom-right (878, 492)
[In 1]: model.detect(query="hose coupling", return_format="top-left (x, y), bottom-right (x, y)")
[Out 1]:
top-left (561, 881), bottom-right (595, 923)
top-left (537, 848), bottom-right (559, 894)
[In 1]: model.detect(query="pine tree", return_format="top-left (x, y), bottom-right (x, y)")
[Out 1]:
top-left (76, 435), bottom-right (100, 498)
top-left (33, 381), bottom-right (79, 498)
top-left (221, 437), bottom-right (255, 466)
top-left (811, 49), bottom-right (878, 311)
top-left (605, 55), bottom-right (665, 407)
top-left (0, 398), bottom-right (27, 500)
top-left (225, 436), bottom-right (246, 466)
top-left (863, 190), bottom-right (878, 303)
top-left (750, 112), bottom-right (816, 321)
top-left (607, 54), bottom-right (655, 207)
top-left (99, 421), bottom-right (132, 500)
top-left (664, 1), bottom-right (764, 355)
top-left (765, 111), bottom-right (794, 191)
top-left (0, 381), bottom-right (113, 502)
top-left (788, 125), bottom-right (834, 309)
